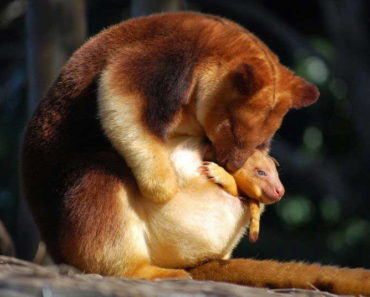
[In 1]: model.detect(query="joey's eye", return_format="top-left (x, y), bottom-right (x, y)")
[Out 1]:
top-left (257, 170), bottom-right (266, 176)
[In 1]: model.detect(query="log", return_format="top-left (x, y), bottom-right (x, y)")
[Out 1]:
top-left (0, 256), bottom-right (348, 297)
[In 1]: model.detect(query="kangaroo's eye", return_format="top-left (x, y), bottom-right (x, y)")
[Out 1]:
top-left (257, 170), bottom-right (266, 176)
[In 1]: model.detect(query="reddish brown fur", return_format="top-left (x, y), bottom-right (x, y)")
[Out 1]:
top-left (21, 12), bottom-right (295, 258)
top-left (25, 12), bottom-right (370, 295)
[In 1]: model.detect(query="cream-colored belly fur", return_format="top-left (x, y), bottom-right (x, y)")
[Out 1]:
top-left (124, 137), bottom-right (249, 269)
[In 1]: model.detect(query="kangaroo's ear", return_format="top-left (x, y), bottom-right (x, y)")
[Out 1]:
top-left (232, 64), bottom-right (256, 96)
top-left (231, 60), bottom-right (265, 96)
top-left (290, 76), bottom-right (320, 108)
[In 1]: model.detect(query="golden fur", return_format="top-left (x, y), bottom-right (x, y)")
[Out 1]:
top-left (202, 149), bottom-right (284, 204)
top-left (201, 148), bottom-right (283, 243)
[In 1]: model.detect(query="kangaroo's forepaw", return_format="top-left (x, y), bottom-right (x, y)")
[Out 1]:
top-left (141, 184), bottom-right (178, 204)
top-left (140, 175), bottom-right (178, 203)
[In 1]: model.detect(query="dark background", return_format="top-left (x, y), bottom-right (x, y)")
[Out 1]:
top-left (1, 0), bottom-right (369, 268)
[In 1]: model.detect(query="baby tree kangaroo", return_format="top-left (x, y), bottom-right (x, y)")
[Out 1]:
top-left (201, 149), bottom-right (284, 242)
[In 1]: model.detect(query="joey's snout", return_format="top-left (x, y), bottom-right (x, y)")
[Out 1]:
top-left (273, 184), bottom-right (285, 201)
top-left (263, 182), bottom-right (284, 204)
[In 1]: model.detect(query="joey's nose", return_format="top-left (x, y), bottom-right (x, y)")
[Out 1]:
top-left (274, 186), bottom-right (285, 199)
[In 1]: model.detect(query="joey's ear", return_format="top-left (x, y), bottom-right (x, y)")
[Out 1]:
top-left (290, 76), bottom-right (320, 108)
top-left (270, 156), bottom-right (280, 167)
top-left (231, 62), bottom-right (263, 96)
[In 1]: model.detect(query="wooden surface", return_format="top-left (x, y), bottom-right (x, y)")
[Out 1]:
top-left (0, 256), bottom-right (346, 297)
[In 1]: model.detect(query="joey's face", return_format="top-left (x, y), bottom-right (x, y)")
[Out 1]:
top-left (233, 150), bottom-right (284, 204)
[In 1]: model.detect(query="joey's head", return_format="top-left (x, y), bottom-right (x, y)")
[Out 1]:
top-left (232, 150), bottom-right (284, 204)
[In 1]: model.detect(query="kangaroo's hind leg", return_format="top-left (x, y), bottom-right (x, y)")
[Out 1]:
top-left (58, 151), bottom-right (190, 279)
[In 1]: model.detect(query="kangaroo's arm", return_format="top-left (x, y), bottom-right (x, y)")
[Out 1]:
top-left (98, 68), bottom-right (178, 203)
